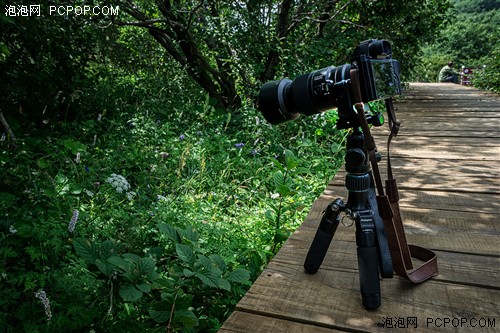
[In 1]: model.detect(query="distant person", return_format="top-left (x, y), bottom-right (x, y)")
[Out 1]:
top-left (439, 62), bottom-right (459, 83)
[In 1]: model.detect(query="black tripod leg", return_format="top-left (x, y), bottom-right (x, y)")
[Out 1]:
top-left (356, 212), bottom-right (381, 310)
top-left (367, 182), bottom-right (393, 278)
top-left (304, 199), bottom-right (343, 274)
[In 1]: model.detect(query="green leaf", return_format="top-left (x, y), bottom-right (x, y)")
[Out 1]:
top-left (198, 254), bottom-right (212, 271)
top-left (277, 184), bottom-right (291, 197)
top-left (295, 167), bottom-right (310, 174)
top-left (63, 139), bottom-right (87, 154)
top-left (270, 157), bottom-right (285, 173)
top-left (177, 226), bottom-right (199, 243)
top-left (176, 243), bottom-right (196, 266)
top-left (123, 253), bottom-right (141, 262)
top-left (149, 300), bottom-right (174, 323)
top-left (276, 229), bottom-right (290, 243)
top-left (107, 256), bottom-right (131, 271)
top-left (301, 138), bottom-right (312, 147)
top-left (138, 257), bottom-right (156, 275)
top-left (0, 192), bottom-right (18, 207)
top-left (196, 271), bottom-right (218, 288)
top-left (120, 284), bottom-right (143, 302)
top-left (157, 223), bottom-right (181, 243)
top-left (55, 173), bottom-right (68, 185)
top-left (183, 268), bottom-right (196, 277)
top-left (273, 171), bottom-right (284, 187)
top-left (285, 149), bottom-right (299, 169)
top-left (136, 283), bottom-right (151, 293)
top-left (173, 309), bottom-right (198, 328)
top-left (150, 308), bottom-right (170, 323)
top-left (73, 238), bottom-right (96, 264)
top-left (209, 254), bottom-right (227, 273)
top-left (265, 209), bottom-right (274, 222)
top-left (99, 240), bottom-right (116, 261)
top-left (154, 277), bottom-right (176, 292)
top-left (331, 142), bottom-right (342, 153)
top-left (36, 158), bottom-right (50, 169)
top-left (226, 268), bottom-right (250, 284)
top-left (95, 259), bottom-right (114, 277)
top-left (217, 278), bottom-right (231, 291)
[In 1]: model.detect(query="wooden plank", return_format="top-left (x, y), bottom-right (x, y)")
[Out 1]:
top-left (218, 311), bottom-right (346, 333)
top-left (393, 110), bottom-right (500, 117)
top-left (376, 130), bottom-right (498, 138)
top-left (373, 118), bottom-right (500, 132)
top-left (389, 115), bottom-right (500, 125)
top-left (396, 101), bottom-right (500, 108)
top-left (301, 193), bottom-right (500, 255)
top-left (234, 259), bottom-right (500, 333)
top-left (354, 157), bottom-right (497, 178)
top-left (272, 236), bottom-right (500, 289)
top-left (361, 142), bottom-right (499, 161)
top-left (322, 186), bottom-right (500, 214)
top-left (333, 170), bottom-right (500, 194)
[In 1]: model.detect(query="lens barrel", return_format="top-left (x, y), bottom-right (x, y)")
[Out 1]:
top-left (258, 65), bottom-right (352, 125)
top-left (258, 79), bottom-right (299, 125)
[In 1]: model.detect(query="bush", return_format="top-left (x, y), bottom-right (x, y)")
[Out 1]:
top-left (0, 93), bottom-right (347, 331)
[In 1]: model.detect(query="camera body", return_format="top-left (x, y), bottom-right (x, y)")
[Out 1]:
top-left (258, 39), bottom-right (401, 129)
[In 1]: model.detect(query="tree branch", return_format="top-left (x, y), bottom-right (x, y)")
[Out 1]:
top-left (0, 111), bottom-right (17, 149)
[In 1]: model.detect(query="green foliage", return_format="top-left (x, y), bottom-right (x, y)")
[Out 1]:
top-left (0, 1), bottom-right (113, 122)
top-left (70, 222), bottom-right (250, 331)
top-left (1, 1), bottom-right (449, 331)
top-left (267, 150), bottom-right (309, 253)
top-left (473, 48), bottom-right (500, 93)
top-left (0, 94), bottom-right (345, 331)
top-left (411, 0), bottom-right (499, 92)
top-left (451, 0), bottom-right (500, 12)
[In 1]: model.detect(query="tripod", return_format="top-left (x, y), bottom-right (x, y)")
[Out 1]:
top-left (303, 126), bottom-right (393, 310)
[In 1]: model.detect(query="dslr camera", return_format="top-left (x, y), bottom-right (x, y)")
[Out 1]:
top-left (258, 39), bottom-right (401, 129)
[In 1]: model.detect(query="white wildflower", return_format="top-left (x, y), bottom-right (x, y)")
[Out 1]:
top-left (75, 152), bottom-right (81, 163)
top-left (34, 289), bottom-right (52, 322)
top-left (126, 191), bottom-right (136, 200)
top-left (106, 173), bottom-right (131, 194)
top-left (271, 193), bottom-right (280, 199)
top-left (68, 210), bottom-right (79, 233)
top-left (9, 225), bottom-right (17, 234)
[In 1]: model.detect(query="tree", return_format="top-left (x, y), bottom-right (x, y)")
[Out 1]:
top-left (112, 0), bottom-right (450, 110)
top-left (411, 0), bottom-right (499, 87)
top-left (0, 3), bottom-right (115, 124)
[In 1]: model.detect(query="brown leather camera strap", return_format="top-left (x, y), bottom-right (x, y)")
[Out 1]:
top-left (355, 102), bottom-right (438, 283)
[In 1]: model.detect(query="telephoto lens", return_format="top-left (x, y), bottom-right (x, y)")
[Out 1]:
top-left (258, 64), bottom-right (353, 125)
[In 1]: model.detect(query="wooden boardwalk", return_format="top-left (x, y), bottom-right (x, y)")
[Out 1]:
top-left (220, 83), bottom-right (500, 332)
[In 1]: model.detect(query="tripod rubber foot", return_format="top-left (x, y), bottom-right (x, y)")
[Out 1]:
top-left (362, 294), bottom-right (381, 310)
top-left (304, 227), bottom-right (334, 274)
